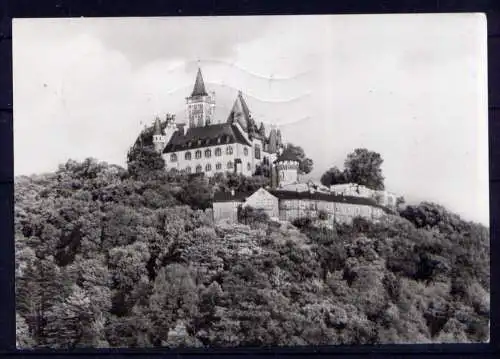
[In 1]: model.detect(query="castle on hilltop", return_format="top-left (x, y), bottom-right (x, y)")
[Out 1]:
top-left (144, 67), bottom-right (398, 225)
top-left (151, 68), bottom-right (283, 177)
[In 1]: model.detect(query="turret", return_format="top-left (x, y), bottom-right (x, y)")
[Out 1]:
top-left (268, 125), bottom-right (278, 153)
top-left (274, 149), bottom-right (300, 187)
top-left (152, 116), bottom-right (166, 153)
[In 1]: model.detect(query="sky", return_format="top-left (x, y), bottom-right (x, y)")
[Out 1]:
top-left (13, 14), bottom-right (489, 225)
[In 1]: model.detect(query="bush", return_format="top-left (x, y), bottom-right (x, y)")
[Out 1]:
top-left (318, 210), bottom-right (328, 221)
top-left (237, 205), bottom-right (269, 226)
top-left (292, 216), bottom-right (313, 229)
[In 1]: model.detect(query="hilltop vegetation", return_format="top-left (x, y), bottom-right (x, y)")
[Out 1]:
top-left (15, 150), bottom-right (489, 348)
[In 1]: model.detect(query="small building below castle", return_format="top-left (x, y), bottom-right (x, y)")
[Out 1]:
top-left (213, 149), bottom-right (395, 225)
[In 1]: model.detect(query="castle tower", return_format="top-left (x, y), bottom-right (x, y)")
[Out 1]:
top-left (227, 91), bottom-right (253, 132)
top-left (274, 149), bottom-right (300, 187)
top-left (152, 116), bottom-right (166, 153)
top-left (185, 68), bottom-right (216, 128)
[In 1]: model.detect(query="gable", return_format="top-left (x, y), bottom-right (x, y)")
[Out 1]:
top-left (244, 188), bottom-right (278, 208)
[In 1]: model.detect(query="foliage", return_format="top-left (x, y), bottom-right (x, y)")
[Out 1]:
top-left (320, 166), bottom-right (348, 187)
top-left (318, 210), bottom-right (329, 221)
top-left (320, 149), bottom-right (385, 190)
top-left (344, 149), bottom-right (385, 190)
top-left (237, 205), bottom-right (270, 227)
top-left (127, 144), bottom-right (166, 181)
top-left (15, 158), bottom-right (490, 348)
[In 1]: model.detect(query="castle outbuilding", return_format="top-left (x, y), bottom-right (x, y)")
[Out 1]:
top-left (213, 150), bottom-right (393, 225)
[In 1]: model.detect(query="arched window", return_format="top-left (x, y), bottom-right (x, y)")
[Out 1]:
top-left (185, 152), bottom-right (191, 160)
top-left (185, 166), bottom-right (191, 174)
top-left (247, 162), bottom-right (251, 171)
top-left (226, 146), bottom-right (233, 155)
top-left (205, 149), bottom-right (211, 158)
top-left (205, 163), bottom-right (212, 172)
top-left (227, 161), bottom-right (233, 170)
top-left (216, 163), bottom-right (222, 171)
top-left (170, 153), bottom-right (177, 162)
top-left (195, 150), bottom-right (202, 159)
top-left (215, 147), bottom-right (222, 156)
top-left (196, 165), bottom-right (202, 173)
top-left (244, 147), bottom-right (249, 156)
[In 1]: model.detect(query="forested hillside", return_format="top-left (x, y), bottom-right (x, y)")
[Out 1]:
top-left (15, 152), bottom-right (490, 348)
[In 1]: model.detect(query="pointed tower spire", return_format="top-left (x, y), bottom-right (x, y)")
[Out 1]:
top-left (153, 116), bottom-right (163, 135)
top-left (191, 67), bottom-right (208, 97)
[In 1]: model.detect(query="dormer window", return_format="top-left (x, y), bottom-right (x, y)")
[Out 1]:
top-left (217, 137), bottom-right (221, 144)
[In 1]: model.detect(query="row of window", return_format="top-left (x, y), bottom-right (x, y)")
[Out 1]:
top-left (170, 146), bottom-right (252, 162)
top-left (182, 162), bottom-right (253, 173)
top-left (280, 202), bottom-right (365, 215)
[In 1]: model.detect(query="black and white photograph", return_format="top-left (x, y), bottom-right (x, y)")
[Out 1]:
top-left (13, 14), bottom-right (489, 348)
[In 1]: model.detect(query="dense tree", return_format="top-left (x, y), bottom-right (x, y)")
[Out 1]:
top-left (344, 148), bottom-right (385, 190)
top-left (127, 144), bottom-right (166, 181)
top-left (320, 149), bottom-right (384, 190)
top-left (14, 158), bottom-right (490, 348)
top-left (320, 166), bottom-right (348, 187)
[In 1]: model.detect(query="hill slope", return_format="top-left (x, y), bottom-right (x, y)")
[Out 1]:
top-left (15, 158), bottom-right (490, 348)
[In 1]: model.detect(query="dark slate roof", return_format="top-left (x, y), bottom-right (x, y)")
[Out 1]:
top-left (163, 123), bottom-right (251, 153)
top-left (213, 190), bottom-right (252, 202)
top-left (275, 151), bottom-right (300, 163)
top-left (212, 187), bottom-right (391, 213)
top-left (191, 68), bottom-right (208, 97)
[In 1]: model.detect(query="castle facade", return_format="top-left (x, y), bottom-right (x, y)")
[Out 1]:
top-left (151, 68), bottom-right (283, 177)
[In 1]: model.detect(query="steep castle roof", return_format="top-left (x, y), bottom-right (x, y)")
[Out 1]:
top-left (191, 68), bottom-right (208, 97)
top-left (227, 91), bottom-right (254, 132)
top-left (153, 117), bottom-right (163, 136)
top-left (163, 123), bottom-right (252, 153)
